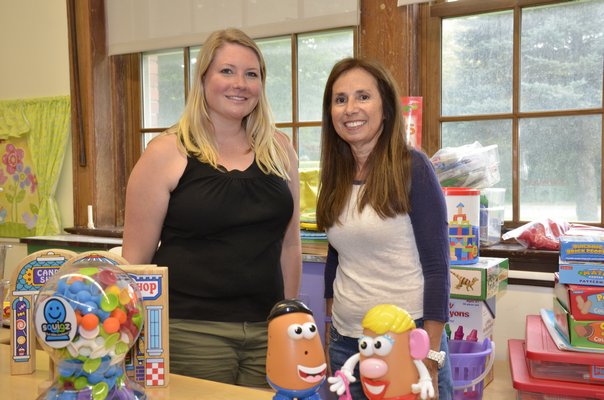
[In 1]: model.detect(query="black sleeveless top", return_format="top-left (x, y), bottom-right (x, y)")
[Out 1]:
top-left (152, 156), bottom-right (293, 322)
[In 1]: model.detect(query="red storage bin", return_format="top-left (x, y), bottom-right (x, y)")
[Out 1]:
top-left (509, 339), bottom-right (604, 399)
top-left (525, 314), bottom-right (604, 385)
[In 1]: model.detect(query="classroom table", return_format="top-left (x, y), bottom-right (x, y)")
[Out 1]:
top-left (1, 327), bottom-right (516, 399)
top-left (0, 327), bottom-right (273, 400)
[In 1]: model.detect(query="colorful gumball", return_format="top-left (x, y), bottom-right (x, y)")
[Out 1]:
top-left (33, 261), bottom-right (145, 400)
top-left (102, 317), bottom-right (120, 334)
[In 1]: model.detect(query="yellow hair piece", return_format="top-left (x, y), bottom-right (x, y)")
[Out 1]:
top-left (362, 304), bottom-right (416, 335)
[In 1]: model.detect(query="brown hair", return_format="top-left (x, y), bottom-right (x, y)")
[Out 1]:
top-left (316, 57), bottom-right (412, 230)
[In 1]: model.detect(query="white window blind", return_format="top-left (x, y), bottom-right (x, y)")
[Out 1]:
top-left (105, 0), bottom-right (359, 55)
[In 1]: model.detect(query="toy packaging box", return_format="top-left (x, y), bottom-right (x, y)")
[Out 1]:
top-left (121, 265), bottom-right (170, 388)
top-left (449, 256), bottom-right (508, 300)
top-left (554, 273), bottom-right (604, 321)
top-left (447, 296), bottom-right (496, 343)
top-left (560, 235), bottom-right (604, 262)
top-left (553, 297), bottom-right (604, 350)
top-left (558, 258), bottom-right (604, 286)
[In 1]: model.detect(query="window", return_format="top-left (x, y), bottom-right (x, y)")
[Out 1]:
top-left (428, 0), bottom-right (604, 226)
top-left (140, 29), bottom-right (355, 168)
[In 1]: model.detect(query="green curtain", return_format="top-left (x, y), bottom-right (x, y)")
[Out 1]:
top-left (0, 96), bottom-right (70, 237)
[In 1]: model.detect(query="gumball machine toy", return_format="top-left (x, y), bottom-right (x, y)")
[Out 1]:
top-left (33, 261), bottom-right (146, 400)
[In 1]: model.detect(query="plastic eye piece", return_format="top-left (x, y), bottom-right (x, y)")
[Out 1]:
top-left (302, 322), bottom-right (318, 339)
top-left (287, 324), bottom-right (304, 340)
top-left (358, 337), bottom-right (374, 356)
top-left (373, 336), bottom-right (394, 356)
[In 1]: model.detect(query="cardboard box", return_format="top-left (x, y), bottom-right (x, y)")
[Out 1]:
top-left (558, 258), bottom-right (604, 286)
top-left (560, 235), bottom-right (604, 262)
top-left (450, 257), bottom-right (508, 300)
top-left (447, 296), bottom-right (496, 343)
top-left (121, 265), bottom-right (170, 388)
top-left (554, 273), bottom-right (604, 321)
top-left (553, 297), bottom-right (604, 350)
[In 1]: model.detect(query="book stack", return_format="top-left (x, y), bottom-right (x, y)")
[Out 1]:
top-left (300, 209), bottom-right (327, 256)
top-left (508, 235), bottom-right (604, 399)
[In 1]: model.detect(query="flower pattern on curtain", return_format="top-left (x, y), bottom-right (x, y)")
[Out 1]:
top-left (0, 96), bottom-right (70, 237)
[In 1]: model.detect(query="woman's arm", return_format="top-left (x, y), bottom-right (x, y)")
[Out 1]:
top-left (122, 134), bottom-right (186, 264)
top-left (323, 243), bottom-right (338, 343)
top-left (278, 131), bottom-right (302, 298)
top-left (408, 149), bottom-right (450, 323)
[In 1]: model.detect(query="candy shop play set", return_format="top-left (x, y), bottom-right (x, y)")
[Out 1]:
top-left (6, 249), bottom-right (170, 399)
top-left (509, 235), bottom-right (604, 399)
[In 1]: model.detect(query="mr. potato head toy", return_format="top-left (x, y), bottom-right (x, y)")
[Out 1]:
top-left (266, 299), bottom-right (327, 400)
top-left (329, 304), bottom-right (435, 400)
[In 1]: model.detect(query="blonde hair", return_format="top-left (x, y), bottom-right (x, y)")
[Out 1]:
top-left (362, 304), bottom-right (416, 335)
top-left (168, 28), bottom-right (290, 179)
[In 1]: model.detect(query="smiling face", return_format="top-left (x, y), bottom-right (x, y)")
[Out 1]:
top-left (203, 42), bottom-right (262, 125)
top-left (266, 312), bottom-right (327, 390)
top-left (44, 298), bottom-right (66, 323)
top-left (330, 67), bottom-right (384, 155)
top-left (359, 329), bottom-right (418, 400)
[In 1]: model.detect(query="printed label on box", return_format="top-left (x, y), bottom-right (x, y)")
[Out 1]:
top-left (449, 257), bottom-right (508, 300)
top-left (446, 297), bottom-right (496, 343)
top-left (558, 258), bottom-right (604, 286)
top-left (560, 236), bottom-right (604, 262)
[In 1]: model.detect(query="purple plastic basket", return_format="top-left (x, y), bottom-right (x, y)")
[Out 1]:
top-left (449, 338), bottom-right (494, 400)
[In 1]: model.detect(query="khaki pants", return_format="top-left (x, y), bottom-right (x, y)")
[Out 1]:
top-left (169, 318), bottom-right (270, 388)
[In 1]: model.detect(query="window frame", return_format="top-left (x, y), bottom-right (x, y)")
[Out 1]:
top-left (422, 0), bottom-right (604, 229)
top-left (138, 27), bottom-right (357, 162)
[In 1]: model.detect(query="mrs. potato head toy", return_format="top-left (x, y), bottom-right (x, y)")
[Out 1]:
top-left (266, 299), bottom-right (327, 400)
top-left (329, 304), bottom-right (435, 400)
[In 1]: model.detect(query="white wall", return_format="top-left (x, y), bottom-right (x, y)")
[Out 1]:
top-left (0, 0), bottom-right (73, 279)
top-left (492, 284), bottom-right (554, 360)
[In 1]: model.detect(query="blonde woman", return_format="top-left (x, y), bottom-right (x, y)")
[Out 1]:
top-left (123, 28), bottom-right (301, 387)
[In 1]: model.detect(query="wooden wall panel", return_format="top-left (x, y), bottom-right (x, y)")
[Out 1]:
top-left (359, 0), bottom-right (420, 97)
top-left (66, 0), bottom-right (124, 228)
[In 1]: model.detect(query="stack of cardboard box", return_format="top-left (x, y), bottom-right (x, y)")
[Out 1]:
top-left (446, 256), bottom-right (509, 386)
top-left (554, 235), bottom-right (604, 350)
top-left (508, 235), bottom-right (604, 398)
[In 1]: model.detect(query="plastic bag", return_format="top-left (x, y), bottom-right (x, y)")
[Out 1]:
top-left (502, 218), bottom-right (570, 251)
top-left (430, 142), bottom-right (500, 188)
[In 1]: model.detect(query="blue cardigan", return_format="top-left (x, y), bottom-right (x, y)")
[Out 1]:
top-left (323, 149), bottom-right (450, 323)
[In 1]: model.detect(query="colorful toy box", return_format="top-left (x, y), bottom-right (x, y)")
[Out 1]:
top-left (555, 273), bottom-right (604, 321)
top-left (121, 265), bottom-right (170, 388)
top-left (447, 296), bottom-right (496, 343)
top-left (558, 258), bottom-right (604, 287)
top-left (9, 249), bottom-right (77, 375)
top-left (553, 297), bottom-right (604, 350)
top-left (560, 236), bottom-right (604, 262)
top-left (449, 256), bottom-right (508, 300)
top-left (525, 314), bottom-right (604, 386)
top-left (509, 339), bottom-right (604, 400)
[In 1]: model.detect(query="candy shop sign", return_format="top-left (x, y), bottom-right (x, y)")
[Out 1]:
top-left (33, 267), bottom-right (61, 285)
top-left (129, 274), bottom-right (162, 301)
